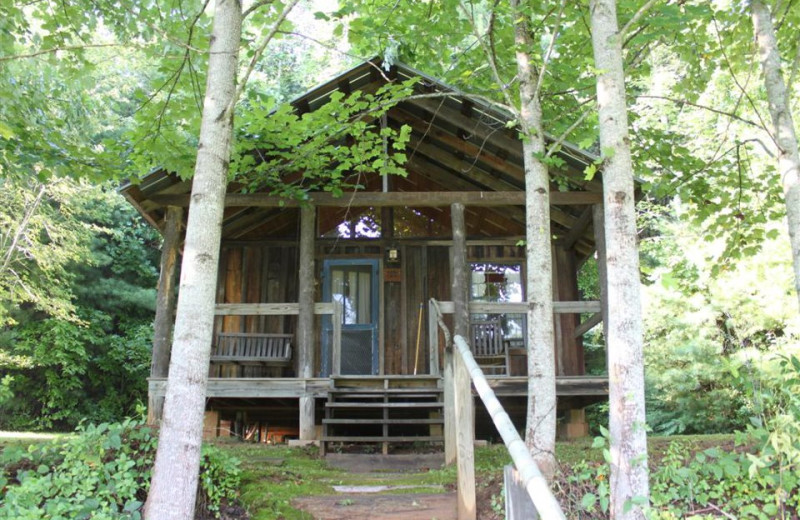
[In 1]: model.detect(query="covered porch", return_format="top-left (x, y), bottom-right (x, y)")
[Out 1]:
top-left (122, 60), bottom-right (612, 442)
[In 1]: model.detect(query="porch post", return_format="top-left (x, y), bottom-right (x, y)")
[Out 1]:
top-left (298, 205), bottom-right (316, 441)
top-left (148, 206), bottom-right (183, 425)
top-left (450, 202), bottom-right (476, 519)
top-left (592, 204), bottom-right (609, 341)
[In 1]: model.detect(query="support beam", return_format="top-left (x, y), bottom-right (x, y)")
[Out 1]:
top-left (592, 204), bottom-right (609, 342)
top-left (149, 190), bottom-right (602, 208)
top-left (450, 202), bottom-right (475, 519)
top-left (298, 206), bottom-right (316, 440)
top-left (148, 206), bottom-right (183, 425)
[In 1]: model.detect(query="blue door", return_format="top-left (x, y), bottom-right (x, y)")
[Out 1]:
top-left (321, 259), bottom-right (379, 376)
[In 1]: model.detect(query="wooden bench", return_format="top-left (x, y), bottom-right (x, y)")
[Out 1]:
top-left (210, 332), bottom-right (293, 366)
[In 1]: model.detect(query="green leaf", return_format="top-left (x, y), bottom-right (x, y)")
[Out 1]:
top-left (0, 121), bottom-right (15, 139)
top-left (581, 493), bottom-right (597, 510)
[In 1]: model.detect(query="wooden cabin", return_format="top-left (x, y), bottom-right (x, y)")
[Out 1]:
top-left (121, 60), bottom-right (610, 448)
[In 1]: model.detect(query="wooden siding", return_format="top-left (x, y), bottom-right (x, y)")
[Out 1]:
top-left (213, 240), bottom-right (586, 378)
top-left (213, 245), bottom-right (300, 377)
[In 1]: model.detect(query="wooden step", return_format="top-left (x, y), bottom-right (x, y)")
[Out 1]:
top-left (325, 402), bottom-right (444, 409)
top-left (321, 435), bottom-right (443, 443)
top-left (329, 387), bottom-right (442, 395)
top-left (323, 418), bottom-right (443, 425)
top-left (330, 393), bottom-right (441, 400)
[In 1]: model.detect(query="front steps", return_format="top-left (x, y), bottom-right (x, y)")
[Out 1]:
top-left (321, 376), bottom-right (444, 455)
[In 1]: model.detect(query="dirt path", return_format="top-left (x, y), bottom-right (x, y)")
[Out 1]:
top-left (290, 454), bottom-right (457, 520)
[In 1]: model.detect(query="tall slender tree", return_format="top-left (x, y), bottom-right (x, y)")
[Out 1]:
top-left (589, 0), bottom-right (650, 517)
top-left (751, 0), bottom-right (800, 312)
top-left (509, 0), bottom-right (557, 479)
top-left (144, 0), bottom-right (242, 517)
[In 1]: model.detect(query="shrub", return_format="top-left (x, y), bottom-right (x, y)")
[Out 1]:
top-left (0, 419), bottom-right (243, 520)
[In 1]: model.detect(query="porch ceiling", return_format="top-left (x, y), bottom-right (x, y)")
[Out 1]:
top-left (120, 59), bottom-right (608, 258)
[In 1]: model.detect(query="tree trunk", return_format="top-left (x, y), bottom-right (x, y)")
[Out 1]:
top-left (751, 0), bottom-right (800, 312)
top-left (144, 0), bottom-right (242, 518)
top-left (589, 0), bottom-right (650, 518)
top-left (510, 0), bottom-right (557, 480)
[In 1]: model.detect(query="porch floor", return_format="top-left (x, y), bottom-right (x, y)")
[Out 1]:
top-left (148, 375), bottom-right (608, 399)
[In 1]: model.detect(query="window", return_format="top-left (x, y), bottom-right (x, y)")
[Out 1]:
top-left (470, 263), bottom-right (525, 340)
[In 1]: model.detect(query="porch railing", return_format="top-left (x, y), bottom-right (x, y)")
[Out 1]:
top-left (428, 299), bottom-right (602, 376)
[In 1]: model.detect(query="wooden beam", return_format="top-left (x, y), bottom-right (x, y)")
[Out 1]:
top-left (559, 207), bottom-right (594, 250)
top-left (592, 204), bottom-right (609, 341)
top-left (298, 206), bottom-right (316, 441)
top-left (405, 97), bottom-right (602, 192)
top-left (454, 346), bottom-right (476, 520)
top-left (434, 301), bottom-right (602, 314)
top-left (148, 206), bottom-right (183, 425)
top-left (574, 312), bottom-right (603, 338)
top-left (150, 190), bottom-right (601, 208)
top-left (214, 302), bottom-right (336, 315)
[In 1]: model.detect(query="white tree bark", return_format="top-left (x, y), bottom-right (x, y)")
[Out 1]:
top-left (752, 0), bottom-right (800, 312)
top-left (589, 0), bottom-right (650, 518)
top-left (510, 0), bottom-right (557, 480)
top-left (144, 0), bottom-right (242, 517)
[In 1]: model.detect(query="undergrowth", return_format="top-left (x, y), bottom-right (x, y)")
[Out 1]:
top-left (0, 418), bottom-right (242, 520)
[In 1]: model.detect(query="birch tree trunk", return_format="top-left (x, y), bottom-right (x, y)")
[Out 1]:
top-left (510, 0), bottom-right (557, 480)
top-left (589, 0), bottom-right (650, 517)
top-left (751, 0), bottom-right (800, 312)
top-left (144, 0), bottom-right (242, 517)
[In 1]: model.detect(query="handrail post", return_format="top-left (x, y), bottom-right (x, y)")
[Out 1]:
top-left (453, 343), bottom-right (476, 520)
top-left (453, 334), bottom-right (566, 519)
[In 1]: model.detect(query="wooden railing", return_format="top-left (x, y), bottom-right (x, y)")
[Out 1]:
top-left (452, 334), bottom-right (565, 519)
top-left (429, 299), bottom-right (602, 376)
top-left (430, 299), bottom-right (565, 519)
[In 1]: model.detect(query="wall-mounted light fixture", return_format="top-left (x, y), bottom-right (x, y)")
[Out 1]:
top-left (385, 246), bottom-right (400, 265)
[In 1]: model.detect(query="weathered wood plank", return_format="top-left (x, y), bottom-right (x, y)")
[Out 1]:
top-left (214, 302), bottom-right (336, 315)
top-left (574, 312), bottom-right (603, 338)
top-left (434, 301), bottom-right (601, 314)
top-left (298, 206), bottom-right (316, 440)
top-left (454, 346), bottom-right (477, 520)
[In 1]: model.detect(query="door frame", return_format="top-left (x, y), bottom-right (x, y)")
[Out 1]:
top-left (321, 258), bottom-right (380, 376)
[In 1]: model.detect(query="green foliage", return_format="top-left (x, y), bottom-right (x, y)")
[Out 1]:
top-left (233, 79), bottom-right (417, 198)
top-left (0, 180), bottom-right (159, 431)
top-left (0, 419), bottom-right (155, 520)
top-left (198, 445), bottom-right (242, 517)
top-left (639, 206), bottom-right (799, 435)
top-left (0, 419), bottom-right (243, 520)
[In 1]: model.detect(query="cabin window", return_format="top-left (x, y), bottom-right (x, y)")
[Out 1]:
top-left (331, 265), bottom-right (373, 325)
top-left (470, 263), bottom-right (525, 340)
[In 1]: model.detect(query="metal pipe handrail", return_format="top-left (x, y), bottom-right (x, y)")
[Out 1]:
top-left (453, 334), bottom-right (566, 519)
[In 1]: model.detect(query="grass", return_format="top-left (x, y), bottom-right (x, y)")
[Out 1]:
top-left (1, 431), bottom-right (740, 519)
top-left (220, 435), bottom-right (740, 519)
top-left (0, 431), bottom-right (67, 447)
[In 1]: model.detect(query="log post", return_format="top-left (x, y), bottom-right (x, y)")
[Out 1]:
top-left (298, 205), bottom-right (316, 440)
top-left (592, 204), bottom-right (609, 342)
top-left (147, 206), bottom-right (183, 425)
top-left (451, 203), bottom-right (476, 520)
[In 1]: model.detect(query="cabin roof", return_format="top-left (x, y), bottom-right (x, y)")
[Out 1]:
top-left (121, 58), bottom-right (609, 258)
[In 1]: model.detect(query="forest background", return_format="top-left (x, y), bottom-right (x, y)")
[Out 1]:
top-left (0, 0), bottom-right (798, 449)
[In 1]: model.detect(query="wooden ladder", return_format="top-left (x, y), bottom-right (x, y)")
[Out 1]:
top-left (320, 376), bottom-right (444, 455)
